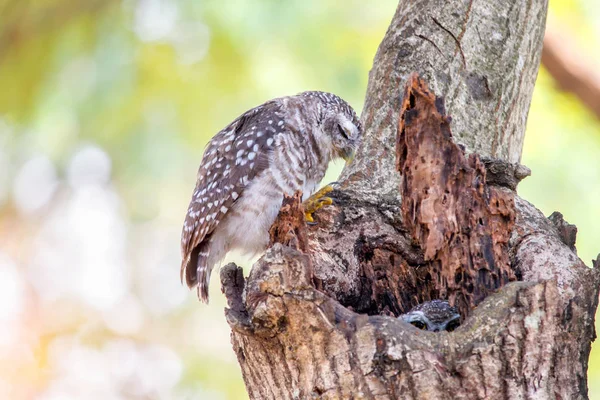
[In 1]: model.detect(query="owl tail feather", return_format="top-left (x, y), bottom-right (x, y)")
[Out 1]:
top-left (196, 249), bottom-right (211, 304)
top-left (197, 240), bottom-right (212, 304)
top-left (184, 240), bottom-right (212, 304)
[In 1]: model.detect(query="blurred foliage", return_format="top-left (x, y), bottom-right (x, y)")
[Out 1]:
top-left (0, 0), bottom-right (598, 399)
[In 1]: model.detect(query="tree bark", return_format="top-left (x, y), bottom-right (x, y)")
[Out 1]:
top-left (219, 0), bottom-right (600, 399)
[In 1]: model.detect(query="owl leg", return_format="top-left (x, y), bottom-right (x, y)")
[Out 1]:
top-left (303, 184), bottom-right (335, 223)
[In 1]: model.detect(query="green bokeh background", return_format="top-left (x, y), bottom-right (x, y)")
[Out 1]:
top-left (0, 1), bottom-right (598, 398)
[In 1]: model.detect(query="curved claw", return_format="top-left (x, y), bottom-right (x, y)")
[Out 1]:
top-left (303, 185), bottom-right (336, 224)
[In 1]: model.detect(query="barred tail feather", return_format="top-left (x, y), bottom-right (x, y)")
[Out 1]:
top-left (183, 239), bottom-right (212, 303)
top-left (196, 247), bottom-right (211, 303)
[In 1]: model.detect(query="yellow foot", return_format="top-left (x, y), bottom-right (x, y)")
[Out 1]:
top-left (303, 185), bottom-right (335, 223)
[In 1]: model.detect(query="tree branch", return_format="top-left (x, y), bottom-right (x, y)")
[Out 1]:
top-left (541, 25), bottom-right (600, 120)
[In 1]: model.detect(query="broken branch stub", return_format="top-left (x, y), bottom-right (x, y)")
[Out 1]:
top-left (268, 191), bottom-right (309, 253)
top-left (397, 73), bottom-right (516, 317)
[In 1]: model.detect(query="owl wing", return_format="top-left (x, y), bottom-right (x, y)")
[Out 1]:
top-left (180, 100), bottom-right (286, 287)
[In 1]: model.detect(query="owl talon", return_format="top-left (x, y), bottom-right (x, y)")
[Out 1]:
top-left (303, 185), bottom-right (336, 223)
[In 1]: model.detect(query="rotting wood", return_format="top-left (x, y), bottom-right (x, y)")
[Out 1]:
top-left (396, 73), bottom-right (516, 317)
top-left (220, 77), bottom-right (600, 398)
top-left (268, 191), bottom-right (309, 253)
top-left (217, 0), bottom-right (600, 398)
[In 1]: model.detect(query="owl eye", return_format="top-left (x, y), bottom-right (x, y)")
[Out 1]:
top-left (410, 320), bottom-right (427, 330)
top-left (337, 124), bottom-right (349, 140)
top-left (445, 319), bottom-right (460, 332)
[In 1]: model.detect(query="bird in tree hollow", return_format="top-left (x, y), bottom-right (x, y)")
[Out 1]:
top-left (180, 91), bottom-right (361, 302)
top-left (400, 300), bottom-right (461, 332)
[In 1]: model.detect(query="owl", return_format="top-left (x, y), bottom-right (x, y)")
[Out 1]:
top-left (400, 300), bottom-right (461, 332)
top-left (181, 91), bottom-right (361, 302)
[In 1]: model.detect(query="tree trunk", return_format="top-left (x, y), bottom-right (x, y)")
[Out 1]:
top-left (219, 0), bottom-right (600, 399)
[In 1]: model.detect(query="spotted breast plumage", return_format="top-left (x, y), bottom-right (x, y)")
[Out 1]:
top-left (181, 91), bottom-right (361, 302)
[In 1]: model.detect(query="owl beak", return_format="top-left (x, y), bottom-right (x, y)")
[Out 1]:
top-left (342, 148), bottom-right (355, 165)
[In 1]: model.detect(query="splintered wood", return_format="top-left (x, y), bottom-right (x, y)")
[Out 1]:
top-left (397, 73), bottom-right (516, 317)
top-left (268, 191), bottom-right (308, 253)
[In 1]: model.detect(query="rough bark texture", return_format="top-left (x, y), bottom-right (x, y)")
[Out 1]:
top-left (218, 0), bottom-right (600, 399)
top-left (396, 74), bottom-right (516, 318)
top-left (341, 0), bottom-right (547, 202)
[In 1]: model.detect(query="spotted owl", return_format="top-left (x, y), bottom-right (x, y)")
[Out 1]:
top-left (181, 91), bottom-right (361, 302)
top-left (400, 300), bottom-right (461, 332)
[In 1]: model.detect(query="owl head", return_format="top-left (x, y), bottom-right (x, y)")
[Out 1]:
top-left (301, 91), bottom-right (362, 163)
top-left (400, 300), bottom-right (461, 332)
